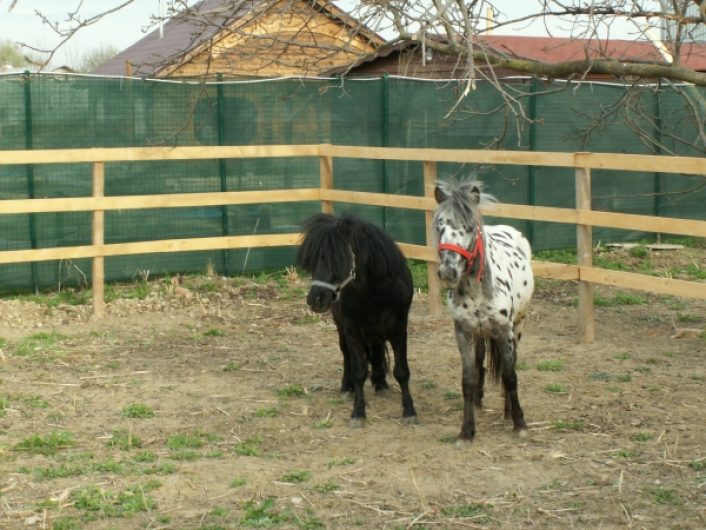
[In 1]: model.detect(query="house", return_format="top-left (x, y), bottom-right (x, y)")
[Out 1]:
top-left (93, 0), bottom-right (384, 78)
top-left (323, 34), bottom-right (706, 81)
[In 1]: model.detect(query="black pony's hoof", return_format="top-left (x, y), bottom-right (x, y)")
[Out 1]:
top-left (401, 415), bottom-right (418, 426)
top-left (513, 424), bottom-right (529, 438)
top-left (349, 417), bottom-right (366, 429)
top-left (455, 437), bottom-right (473, 449)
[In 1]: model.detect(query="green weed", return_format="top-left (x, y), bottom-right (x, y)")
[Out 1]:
top-left (688, 459), bottom-right (706, 471)
top-left (650, 486), bottom-right (682, 505)
top-left (313, 480), bottom-right (339, 493)
top-left (15, 431), bottom-right (74, 455)
top-left (203, 327), bottom-right (224, 337)
top-left (277, 384), bottom-right (307, 398)
top-left (71, 481), bottom-right (158, 517)
top-left (544, 383), bottom-right (569, 393)
top-left (233, 437), bottom-right (263, 457)
top-left (14, 331), bottom-right (65, 359)
top-left (122, 403), bottom-right (155, 418)
top-left (631, 432), bottom-right (654, 442)
top-left (255, 406), bottom-right (279, 418)
top-left (230, 477), bottom-right (247, 488)
top-left (241, 498), bottom-right (284, 527)
top-left (313, 417), bottom-right (333, 429)
top-left (594, 291), bottom-right (647, 306)
top-left (279, 469), bottom-right (311, 484)
top-left (537, 359), bottom-right (564, 372)
top-left (552, 419), bottom-right (584, 431)
top-left (442, 503), bottom-right (491, 518)
top-left (108, 429), bottom-right (142, 450)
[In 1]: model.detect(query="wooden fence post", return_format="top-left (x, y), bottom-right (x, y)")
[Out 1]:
top-left (575, 165), bottom-right (594, 343)
top-left (92, 162), bottom-right (105, 319)
top-left (319, 154), bottom-right (333, 215)
top-left (423, 161), bottom-right (441, 316)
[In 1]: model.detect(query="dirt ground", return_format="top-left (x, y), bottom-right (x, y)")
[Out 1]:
top-left (1, 254), bottom-right (705, 529)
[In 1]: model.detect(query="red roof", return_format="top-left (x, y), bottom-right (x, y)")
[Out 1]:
top-left (480, 35), bottom-right (706, 71)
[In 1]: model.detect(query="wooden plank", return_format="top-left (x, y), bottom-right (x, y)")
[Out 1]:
top-left (580, 266), bottom-right (706, 300)
top-left (574, 152), bottom-right (706, 175)
top-left (483, 203), bottom-right (579, 224)
top-left (0, 233), bottom-right (303, 264)
top-left (320, 189), bottom-right (435, 211)
top-left (319, 154), bottom-right (334, 215)
top-left (323, 145), bottom-right (577, 168)
top-left (92, 162), bottom-right (105, 319)
top-left (578, 210), bottom-right (706, 238)
top-left (575, 166), bottom-right (595, 344)
top-left (531, 261), bottom-right (579, 280)
top-left (0, 189), bottom-right (322, 214)
top-left (397, 243), bottom-right (438, 263)
top-left (0, 145), bottom-right (322, 166)
top-left (423, 161), bottom-right (442, 316)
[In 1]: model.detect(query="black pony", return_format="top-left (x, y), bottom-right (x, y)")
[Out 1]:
top-left (296, 212), bottom-right (417, 428)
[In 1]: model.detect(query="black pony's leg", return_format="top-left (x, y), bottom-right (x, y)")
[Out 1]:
top-left (499, 328), bottom-right (527, 434)
top-left (455, 320), bottom-right (478, 442)
top-left (474, 338), bottom-right (486, 408)
top-left (389, 321), bottom-right (417, 423)
top-left (337, 325), bottom-right (354, 394)
top-left (345, 333), bottom-right (368, 428)
top-left (369, 343), bottom-right (389, 392)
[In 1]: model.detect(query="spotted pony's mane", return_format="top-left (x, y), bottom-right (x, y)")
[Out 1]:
top-left (432, 178), bottom-right (496, 244)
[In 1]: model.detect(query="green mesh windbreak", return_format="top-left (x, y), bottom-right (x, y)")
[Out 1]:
top-left (0, 74), bottom-right (704, 293)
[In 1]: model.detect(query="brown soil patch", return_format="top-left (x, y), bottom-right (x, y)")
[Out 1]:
top-left (1, 253), bottom-right (705, 529)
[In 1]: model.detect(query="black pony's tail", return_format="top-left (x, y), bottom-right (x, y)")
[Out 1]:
top-left (366, 345), bottom-right (390, 374)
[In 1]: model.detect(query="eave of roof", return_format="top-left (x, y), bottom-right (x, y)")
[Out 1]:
top-left (93, 0), bottom-right (384, 77)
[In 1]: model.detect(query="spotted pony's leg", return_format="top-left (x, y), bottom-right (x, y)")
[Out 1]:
top-left (474, 338), bottom-right (486, 408)
top-left (499, 328), bottom-right (527, 433)
top-left (455, 320), bottom-right (480, 442)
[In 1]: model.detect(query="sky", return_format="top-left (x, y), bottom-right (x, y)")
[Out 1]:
top-left (0, 0), bottom-right (650, 69)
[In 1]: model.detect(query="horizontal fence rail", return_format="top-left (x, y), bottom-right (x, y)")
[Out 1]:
top-left (0, 144), bottom-right (704, 342)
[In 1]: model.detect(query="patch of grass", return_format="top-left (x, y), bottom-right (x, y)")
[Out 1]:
top-left (0, 395), bottom-right (8, 418)
top-left (168, 449), bottom-right (200, 461)
top-left (628, 245), bottom-right (649, 258)
top-left (233, 437), bottom-right (263, 457)
top-left (279, 469), bottom-right (311, 484)
top-left (255, 406), bottom-right (279, 418)
top-left (28, 463), bottom-right (85, 480)
top-left (537, 359), bottom-right (564, 372)
top-left (650, 486), bottom-right (682, 505)
top-left (14, 331), bottom-right (65, 359)
top-left (132, 451), bottom-right (157, 463)
top-left (19, 289), bottom-right (90, 307)
top-left (326, 457), bottom-right (355, 468)
top-left (108, 429), bottom-right (142, 450)
top-left (223, 361), bottom-right (241, 372)
top-left (276, 384), bottom-right (307, 398)
top-left (443, 390), bottom-right (461, 400)
top-left (544, 383), bottom-right (569, 393)
top-left (534, 249), bottom-right (576, 264)
top-left (552, 419), bottom-right (584, 431)
top-left (631, 432), bottom-right (654, 443)
top-left (21, 395), bottom-right (50, 409)
top-left (312, 480), bottom-right (339, 493)
top-left (52, 517), bottom-right (81, 530)
top-left (122, 403), bottom-right (155, 418)
top-left (313, 417), bottom-right (333, 429)
top-left (167, 431), bottom-right (218, 451)
top-left (420, 380), bottom-right (437, 390)
top-left (614, 352), bottom-right (632, 360)
top-left (230, 477), bottom-right (247, 488)
top-left (15, 431), bottom-right (74, 455)
top-left (515, 360), bottom-right (530, 370)
top-left (688, 459), bottom-right (706, 471)
top-left (442, 503), bottom-right (491, 518)
top-left (439, 434), bottom-right (457, 444)
top-left (408, 259), bottom-right (429, 291)
top-left (594, 291), bottom-right (647, 306)
top-left (292, 314), bottom-right (321, 325)
top-left (71, 481), bottom-right (159, 517)
top-left (203, 327), bottom-right (224, 337)
top-left (241, 498), bottom-right (284, 527)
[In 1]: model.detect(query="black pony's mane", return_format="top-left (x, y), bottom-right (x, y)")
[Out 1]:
top-left (297, 213), bottom-right (406, 280)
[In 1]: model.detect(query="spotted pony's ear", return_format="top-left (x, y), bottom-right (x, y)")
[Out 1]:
top-left (434, 185), bottom-right (448, 204)
top-left (470, 185), bottom-right (481, 204)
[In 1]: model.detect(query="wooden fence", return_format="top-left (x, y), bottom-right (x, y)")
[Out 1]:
top-left (1, 144), bottom-right (705, 343)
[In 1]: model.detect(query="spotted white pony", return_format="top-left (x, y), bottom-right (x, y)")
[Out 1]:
top-left (433, 178), bottom-right (534, 443)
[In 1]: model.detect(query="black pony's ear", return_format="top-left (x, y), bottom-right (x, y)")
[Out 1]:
top-left (470, 185), bottom-right (481, 204)
top-left (434, 185), bottom-right (448, 204)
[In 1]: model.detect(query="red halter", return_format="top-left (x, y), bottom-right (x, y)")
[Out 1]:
top-left (437, 227), bottom-right (485, 282)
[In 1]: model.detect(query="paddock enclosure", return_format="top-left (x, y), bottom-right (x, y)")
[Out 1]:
top-left (0, 257), bottom-right (705, 529)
